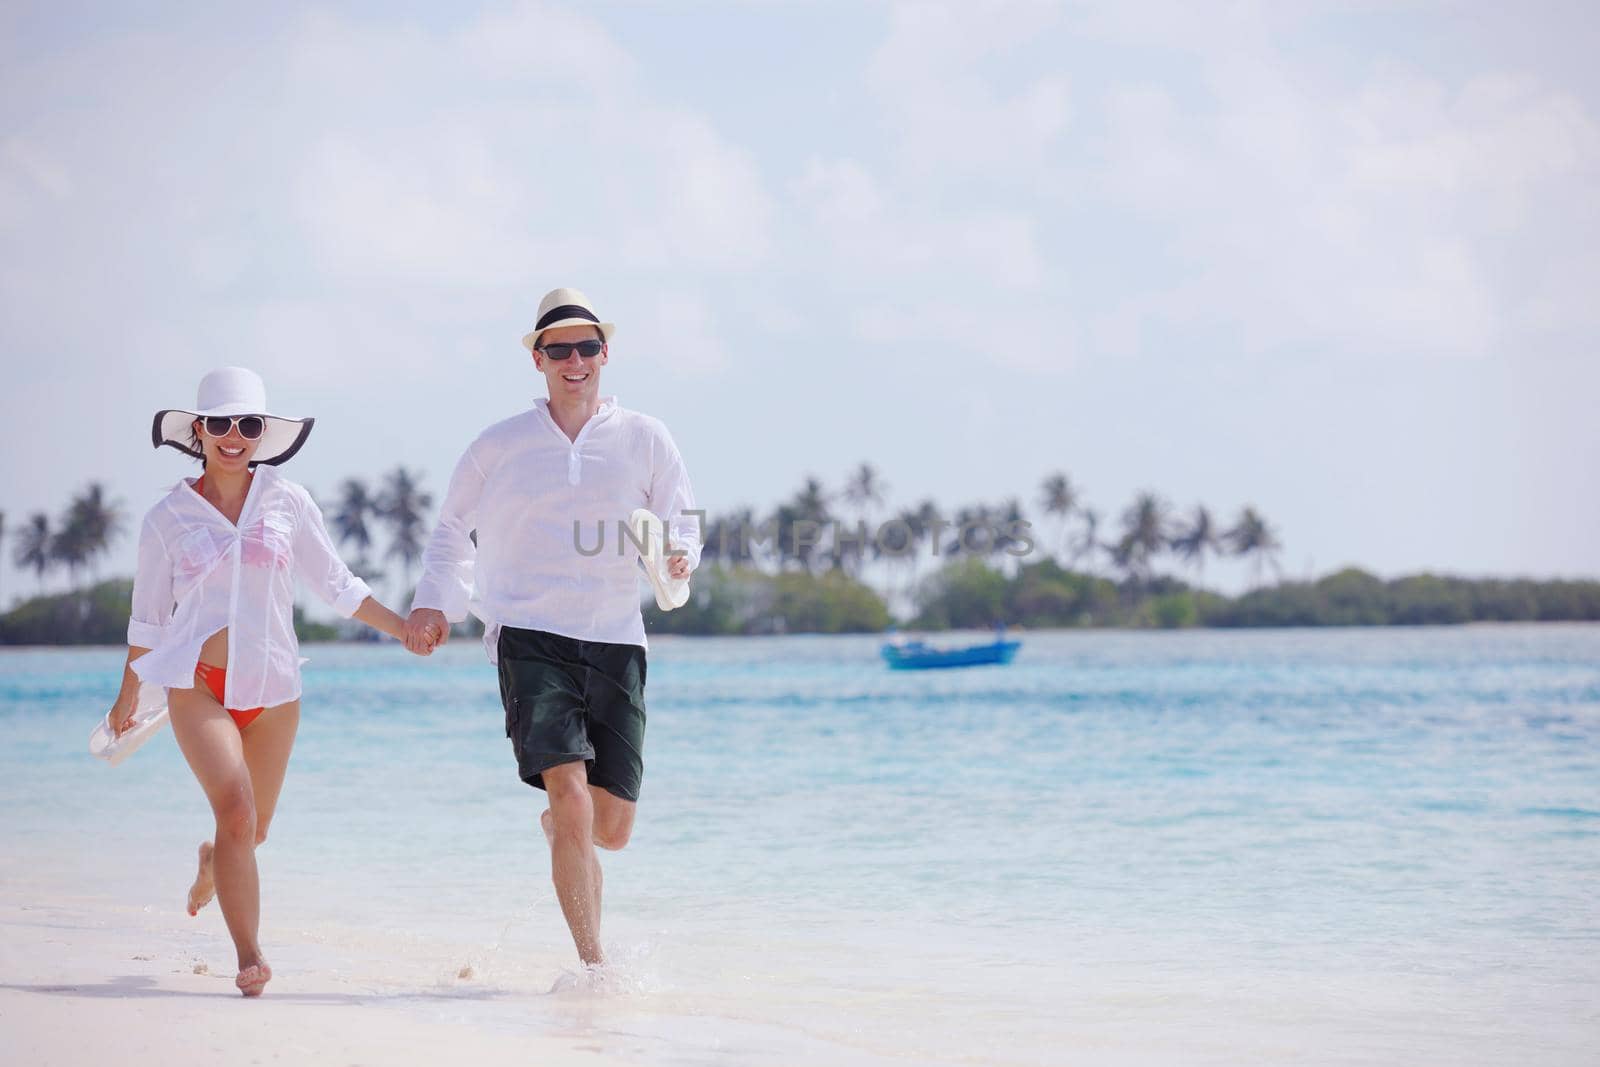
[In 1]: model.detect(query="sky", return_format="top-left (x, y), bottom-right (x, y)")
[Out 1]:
top-left (2, 0), bottom-right (1598, 606)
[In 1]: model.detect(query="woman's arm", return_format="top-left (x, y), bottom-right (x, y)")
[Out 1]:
top-left (291, 488), bottom-right (374, 618)
top-left (108, 646), bottom-right (152, 736)
top-left (351, 596), bottom-right (407, 641)
top-left (115, 512), bottom-right (174, 735)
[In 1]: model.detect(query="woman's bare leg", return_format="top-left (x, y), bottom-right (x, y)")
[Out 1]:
top-left (168, 685), bottom-right (267, 988)
top-left (241, 701), bottom-right (299, 844)
top-left (187, 841), bottom-right (216, 916)
top-left (187, 700), bottom-right (300, 915)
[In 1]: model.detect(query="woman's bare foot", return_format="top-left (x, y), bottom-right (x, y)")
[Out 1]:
top-left (187, 842), bottom-right (216, 916)
top-left (235, 960), bottom-right (272, 997)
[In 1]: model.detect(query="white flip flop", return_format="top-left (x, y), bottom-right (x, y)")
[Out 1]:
top-left (628, 507), bottom-right (690, 611)
top-left (89, 684), bottom-right (170, 766)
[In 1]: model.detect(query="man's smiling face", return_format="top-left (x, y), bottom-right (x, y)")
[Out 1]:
top-left (534, 324), bottom-right (608, 401)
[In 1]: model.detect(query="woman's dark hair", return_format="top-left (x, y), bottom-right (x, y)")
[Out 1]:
top-left (189, 422), bottom-right (207, 468)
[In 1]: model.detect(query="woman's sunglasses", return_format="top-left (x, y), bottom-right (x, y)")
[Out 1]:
top-left (199, 415), bottom-right (266, 440)
top-left (538, 340), bottom-right (605, 361)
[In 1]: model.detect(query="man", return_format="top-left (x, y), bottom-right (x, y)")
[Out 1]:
top-left (405, 287), bottom-right (699, 968)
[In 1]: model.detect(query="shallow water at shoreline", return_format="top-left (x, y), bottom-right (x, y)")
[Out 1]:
top-left (3, 625), bottom-right (1598, 1064)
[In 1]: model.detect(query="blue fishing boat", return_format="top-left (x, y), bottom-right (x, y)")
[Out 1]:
top-left (881, 633), bottom-right (1022, 670)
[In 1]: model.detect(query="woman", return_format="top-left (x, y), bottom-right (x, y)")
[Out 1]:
top-left (105, 367), bottom-right (422, 997)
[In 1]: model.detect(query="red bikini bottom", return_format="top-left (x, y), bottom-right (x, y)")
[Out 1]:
top-left (194, 662), bottom-right (265, 730)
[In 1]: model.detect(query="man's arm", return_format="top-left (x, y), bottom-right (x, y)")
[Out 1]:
top-left (407, 444), bottom-right (487, 652)
top-left (646, 421), bottom-right (701, 579)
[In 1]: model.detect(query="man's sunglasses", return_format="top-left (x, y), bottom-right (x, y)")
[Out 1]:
top-left (199, 415), bottom-right (266, 440)
top-left (538, 340), bottom-right (605, 361)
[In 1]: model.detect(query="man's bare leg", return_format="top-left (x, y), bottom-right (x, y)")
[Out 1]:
top-left (542, 784), bottom-right (635, 850)
top-left (542, 762), bottom-right (606, 965)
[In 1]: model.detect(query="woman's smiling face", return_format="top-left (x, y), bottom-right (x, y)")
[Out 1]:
top-left (193, 416), bottom-right (262, 472)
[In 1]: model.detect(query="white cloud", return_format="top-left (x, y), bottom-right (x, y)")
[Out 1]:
top-left (866, 2), bottom-right (1072, 174)
top-left (794, 158), bottom-right (883, 228)
top-left (0, 137), bottom-right (72, 228)
top-left (279, 7), bottom-right (774, 283)
top-left (618, 111), bottom-right (773, 271)
top-left (636, 291), bottom-right (729, 374)
top-left (297, 132), bottom-right (531, 286)
top-left (3, 0), bottom-right (1599, 591)
top-left (1064, 19), bottom-right (1600, 363)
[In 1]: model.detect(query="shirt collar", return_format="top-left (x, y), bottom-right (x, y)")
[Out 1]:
top-left (532, 395), bottom-right (618, 425)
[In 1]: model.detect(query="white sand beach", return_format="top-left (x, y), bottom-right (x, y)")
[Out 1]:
top-left (6, 880), bottom-right (1596, 1067)
top-left (2, 895), bottom-right (610, 1067)
top-left (0, 883), bottom-right (875, 1067)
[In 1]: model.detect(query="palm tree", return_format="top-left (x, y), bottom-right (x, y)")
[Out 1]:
top-left (910, 500), bottom-right (940, 552)
top-left (333, 479), bottom-right (376, 551)
top-left (843, 462), bottom-right (887, 519)
top-left (60, 483), bottom-right (124, 584)
top-left (14, 513), bottom-right (52, 592)
top-left (890, 499), bottom-right (943, 614)
top-left (1224, 506), bottom-right (1282, 587)
top-left (946, 503), bottom-right (997, 560)
top-left (378, 467), bottom-right (433, 601)
top-left (51, 516), bottom-right (90, 590)
top-left (1113, 491), bottom-right (1170, 584)
top-left (772, 477), bottom-right (831, 573)
top-left (1068, 507), bottom-right (1101, 574)
top-left (1039, 472), bottom-right (1079, 562)
top-left (1170, 504), bottom-right (1221, 591)
top-left (699, 515), bottom-right (726, 568)
top-left (333, 478), bottom-right (384, 580)
top-left (841, 462), bottom-right (887, 580)
top-left (874, 502), bottom-right (923, 612)
top-left (719, 506), bottom-right (762, 569)
top-left (993, 497), bottom-right (1029, 576)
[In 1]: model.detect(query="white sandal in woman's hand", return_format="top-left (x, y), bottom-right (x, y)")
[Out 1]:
top-left (90, 697), bottom-right (170, 764)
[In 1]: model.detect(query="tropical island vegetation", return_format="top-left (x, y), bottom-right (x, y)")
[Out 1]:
top-left (3, 466), bottom-right (1597, 645)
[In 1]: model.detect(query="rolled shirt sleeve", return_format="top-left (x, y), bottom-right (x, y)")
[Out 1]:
top-left (648, 422), bottom-right (702, 571)
top-left (412, 445), bottom-right (486, 623)
top-left (292, 489), bottom-right (371, 617)
top-left (127, 513), bottom-right (175, 648)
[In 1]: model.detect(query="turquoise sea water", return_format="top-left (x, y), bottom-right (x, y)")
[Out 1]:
top-left (2, 625), bottom-right (1598, 1064)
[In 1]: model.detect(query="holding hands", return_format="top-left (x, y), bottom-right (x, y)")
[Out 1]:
top-left (405, 608), bottom-right (449, 656)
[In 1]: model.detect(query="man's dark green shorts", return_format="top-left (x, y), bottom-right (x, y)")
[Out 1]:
top-left (496, 625), bottom-right (647, 802)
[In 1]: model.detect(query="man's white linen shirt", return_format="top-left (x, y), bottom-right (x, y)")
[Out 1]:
top-left (411, 396), bottom-right (700, 656)
top-left (128, 465), bottom-right (372, 709)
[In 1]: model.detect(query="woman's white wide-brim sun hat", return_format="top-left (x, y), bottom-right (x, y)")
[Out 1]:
top-left (521, 287), bottom-right (616, 352)
top-left (151, 366), bottom-right (313, 466)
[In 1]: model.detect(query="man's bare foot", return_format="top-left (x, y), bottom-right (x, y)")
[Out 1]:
top-left (541, 808), bottom-right (555, 847)
top-left (187, 842), bottom-right (215, 916)
top-left (549, 963), bottom-right (617, 995)
top-left (235, 960), bottom-right (271, 997)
